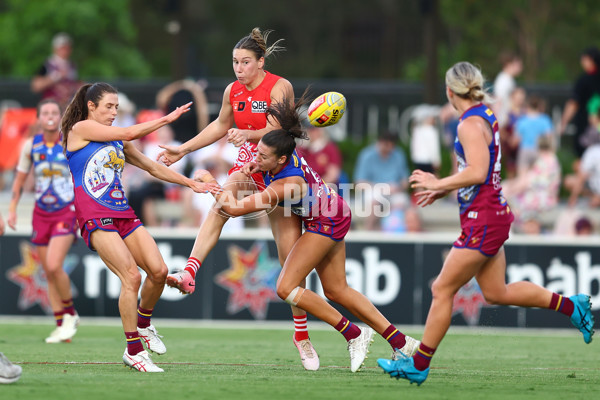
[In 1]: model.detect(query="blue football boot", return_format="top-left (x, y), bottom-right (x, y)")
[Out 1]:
top-left (569, 294), bottom-right (595, 344)
top-left (377, 355), bottom-right (429, 386)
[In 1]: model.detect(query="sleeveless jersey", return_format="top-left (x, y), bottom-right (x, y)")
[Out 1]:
top-left (454, 103), bottom-right (513, 227)
top-left (66, 140), bottom-right (136, 226)
top-left (263, 150), bottom-right (348, 223)
top-left (30, 134), bottom-right (74, 212)
top-left (229, 71), bottom-right (281, 168)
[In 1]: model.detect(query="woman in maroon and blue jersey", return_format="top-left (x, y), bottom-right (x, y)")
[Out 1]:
top-left (378, 62), bottom-right (594, 386)
top-left (194, 97), bottom-right (420, 373)
top-left (8, 99), bottom-right (79, 344)
top-left (61, 82), bottom-right (216, 372)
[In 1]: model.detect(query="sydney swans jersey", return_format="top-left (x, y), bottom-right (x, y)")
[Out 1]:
top-left (229, 71), bottom-right (281, 168)
top-left (31, 134), bottom-right (74, 212)
top-left (454, 104), bottom-right (513, 226)
top-left (66, 140), bottom-right (136, 225)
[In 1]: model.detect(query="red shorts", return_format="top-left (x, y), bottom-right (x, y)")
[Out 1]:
top-left (453, 223), bottom-right (511, 256)
top-left (228, 164), bottom-right (266, 191)
top-left (81, 217), bottom-right (143, 251)
top-left (31, 205), bottom-right (77, 246)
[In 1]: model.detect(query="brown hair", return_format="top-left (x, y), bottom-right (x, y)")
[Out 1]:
top-left (233, 27), bottom-right (285, 62)
top-left (37, 99), bottom-right (61, 117)
top-left (61, 82), bottom-right (117, 151)
top-left (261, 92), bottom-right (310, 160)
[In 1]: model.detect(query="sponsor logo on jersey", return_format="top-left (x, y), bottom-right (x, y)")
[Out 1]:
top-left (233, 90), bottom-right (244, 98)
top-left (251, 101), bottom-right (268, 113)
top-left (468, 211), bottom-right (478, 219)
top-left (233, 101), bottom-right (246, 112)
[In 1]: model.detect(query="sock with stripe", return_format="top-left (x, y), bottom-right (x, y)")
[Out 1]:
top-left (125, 331), bottom-right (144, 355)
top-left (137, 306), bottom-right (153, 329)
top-left (62, 298), bottom-right (76, 316)
top-left (334, 316), bottom-right (361, 342)
top-left (54, 311), bottom-right (64, 327)
top-left (549, 293), bottom-right (574, 316)
top-left (413, 343), bottom-right (436, 371)
top-left (293, 314), bottom-right (309, 341)
top-left (184, 257), bottom-right (201, 280)
top-left (382, 324), bottom-right (406, 350)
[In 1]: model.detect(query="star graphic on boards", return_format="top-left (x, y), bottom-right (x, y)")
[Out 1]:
top-left (452, 277), bottom-right (493, 325)
top-left (6, 240), bottom-right (78, 314)
top-left (215, 242), bottom-right (281, 320)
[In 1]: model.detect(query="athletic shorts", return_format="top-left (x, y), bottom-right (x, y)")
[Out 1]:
top-left (81, 217), bottom-right (143, 251)
top-left (228, 164), bottom-right (266, 191)
top-left (31, 205), bottom-right (77, 246)
top-left (303, 195), bottom-right (352, 241)
top-left (453, 223), bottom-right (511, 256)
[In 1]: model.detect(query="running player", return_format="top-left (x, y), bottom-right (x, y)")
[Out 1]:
top-left (157, 28), bottom-right (319, 370)
top-left (193, 96), bottom-right (420, 372)
top-left (8, 99), bottom-right (80, 343)
top-left (377, 62), bottom-right (595, 385)
top-left (62, 82), bottom-right (217, 372)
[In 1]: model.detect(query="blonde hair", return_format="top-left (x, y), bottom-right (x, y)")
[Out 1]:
top-left (234, 27), bottom-right (285, 60)
top-left (445, 62), bottom-right (492, 103)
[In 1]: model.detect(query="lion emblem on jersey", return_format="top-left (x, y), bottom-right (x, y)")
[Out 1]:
top-left (103, 150), bottom-right (125, 172)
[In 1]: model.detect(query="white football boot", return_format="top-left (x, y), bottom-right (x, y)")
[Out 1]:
top-left (293, 336), bottom-right (320, 371)
top-left (138, 325), bottom-right (167, 355)
top-left (347, 327), bottom-right (375, 372)
top-left (0, 353), bottom-right (22, 384)
top-left (392, 335), bottom-right (421, 360)
top-left (58, 313), bottom-right (80, 341)
top-left (123, 349), bottom-right (163, 372)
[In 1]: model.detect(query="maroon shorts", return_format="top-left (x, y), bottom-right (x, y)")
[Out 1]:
top-left (303, 196), bottom-right (352, 241)
top-left (81, 217), bottom-right (143, 251)
top-left (31, 205), bottom-right (77, 246)
top-left (453, 223), bottom-right (511, 256)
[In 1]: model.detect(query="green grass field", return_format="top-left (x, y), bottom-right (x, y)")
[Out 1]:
top-left (0, 319), bottom-right (597, 400)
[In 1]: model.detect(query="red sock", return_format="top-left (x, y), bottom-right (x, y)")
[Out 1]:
top-left (62, 298), bottom-right (75, 316)
top-left (383, 324), bottom-right (406, 350)
top-left (293, 315), bottom-right (309, 341)
top-left (54, 311), bottom-right (64, 327)
top-left (334, 317), bottom-right (361, 341)
top-left (137, 306), bottom-right (153, 329)
top-left (125, 331), bottom-right (144, 355)
top-left (184, 257), bottom-right (201, 279)
top-left (413, 343), bottom-right (436, 371)
top-left (549, 293), bottom-right (574, 316)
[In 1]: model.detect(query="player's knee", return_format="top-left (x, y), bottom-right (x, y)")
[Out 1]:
top-left (122, 268), bottom-right (142, 291)
top-left (277, 283), bottom-right (305, 306)
top-left (322, 286), bottom-right (343, 303)
top-left (430, 278), bottom-right (455, 300)
top-left (481, 290), bottom-right (504, 305)
top-left (147, 264), bottom-right (168, 284)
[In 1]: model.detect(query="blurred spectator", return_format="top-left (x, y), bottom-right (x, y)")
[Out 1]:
top-left (113, 92), bottom-right (137, 128)
top-left (501, 87), bottom-right (526, 179)
top-left (513, 94), bottom-right (553, 176)
top-left (493, 52), bottom-right (523, 128)
top-left (156, 79), bottom-right (209, 144)
top-left (503, 135), bottom-right (561, 234)
top-left (575, 216), bottom-right (594, 235)
top-left (560, 46), bottom-right (600, 158)
top-left (564, 141), bottom-right (600, 208)
top-left (354, 131), bottom-right (409, 230)
top-left (410, 105), bottom-right (441, 174)
top-left (126, 126), bottom-right (184, 226)
top-left (30, 33), bottom-right (81, 110)
top-left (297, 124), bottom-right (343, 186)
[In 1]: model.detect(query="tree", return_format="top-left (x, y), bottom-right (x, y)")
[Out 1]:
top-left (0, 0), bottom-right (152, 79)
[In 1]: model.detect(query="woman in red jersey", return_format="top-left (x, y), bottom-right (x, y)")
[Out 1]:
top-left (378, 62), bottom-right (595, 386)
top-left (194, 97), bottom-right (420, 373)
top-left (157, 28), bottom-right (320, 370)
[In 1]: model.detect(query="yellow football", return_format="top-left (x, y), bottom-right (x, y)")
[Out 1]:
top-left (307, 92), bottom-right (346, 127)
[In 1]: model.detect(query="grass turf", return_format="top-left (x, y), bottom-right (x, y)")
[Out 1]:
top-left (0, 320), bottom-right (597, 400)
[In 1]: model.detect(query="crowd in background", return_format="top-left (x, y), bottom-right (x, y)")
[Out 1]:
top-left (1, 33), bottom-right (599, 237)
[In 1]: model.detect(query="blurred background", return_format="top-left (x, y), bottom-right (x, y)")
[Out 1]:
top-left (2, 0), bottom-right (600, 235)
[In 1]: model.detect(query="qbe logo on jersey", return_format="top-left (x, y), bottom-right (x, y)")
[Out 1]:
top-left (251, 101), bottom-right (268, 113)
